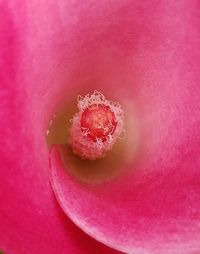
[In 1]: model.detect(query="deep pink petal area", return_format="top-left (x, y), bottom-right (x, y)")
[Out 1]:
top-left (0, 1), bottom-right (121, 254)
top-left (1, 0), bottom-right (200, 253)
top-left (49, 1), bottom-right (200, 253)
top-left (50, 136), bottom-right (200, 254)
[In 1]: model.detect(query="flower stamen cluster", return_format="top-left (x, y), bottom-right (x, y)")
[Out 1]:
top-left (69, 91), bottom-right (125, 160)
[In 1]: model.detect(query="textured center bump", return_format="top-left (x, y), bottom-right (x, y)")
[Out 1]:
top-left (81, 104), bottom-right (117, 142)
top-left (69, 91), bottom-right (125, 160)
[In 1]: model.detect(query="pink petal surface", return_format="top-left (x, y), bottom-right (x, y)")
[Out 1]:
top-left (49, 0), bottom-right (200, 254)
top-left (1, 0), bottom-right (200, 253)
top-left (0, 0), bottom-right (124, 253)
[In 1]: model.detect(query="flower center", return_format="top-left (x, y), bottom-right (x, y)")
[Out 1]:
top-left (81, 104), bottom-right (117, 142)
top-left (69, 91), bottom-right (125, 160)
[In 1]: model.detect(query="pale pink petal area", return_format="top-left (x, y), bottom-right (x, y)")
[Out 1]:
top-left (49, 1), bottom-right (200, 254)
top-left (0, 0), bottom-right (123, 253)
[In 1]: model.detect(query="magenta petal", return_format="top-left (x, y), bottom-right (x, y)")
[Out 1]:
top-left (50, 137), bottom-right (200, 254)
top-left (49, 1), bottom-right (200, 253)
top-left (0, 1), bottom-right (121, 253)
top-left (1, 0), bottom-right (200, 253)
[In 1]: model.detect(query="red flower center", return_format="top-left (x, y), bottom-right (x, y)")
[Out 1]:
top-left (81, 104), bottom-right (117, 142)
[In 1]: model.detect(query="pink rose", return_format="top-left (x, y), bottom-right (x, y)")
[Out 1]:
top-left (1, 1), bottom-right (200, 254)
